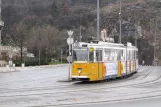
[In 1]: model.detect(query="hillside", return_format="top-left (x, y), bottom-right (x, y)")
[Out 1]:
top-left (1, 0), bottom-right (161, 65)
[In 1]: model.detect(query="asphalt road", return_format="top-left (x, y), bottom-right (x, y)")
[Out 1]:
top-left (0, 66), bottom-right (161, 107)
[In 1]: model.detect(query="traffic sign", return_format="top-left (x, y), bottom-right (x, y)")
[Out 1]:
top-left (67, 37), bottom-right (74, 45)
top-left (67, 30), bottom-right (74, 37)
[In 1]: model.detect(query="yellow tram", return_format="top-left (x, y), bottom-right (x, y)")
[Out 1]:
top-left (71, 41), bottom-right (138, 81)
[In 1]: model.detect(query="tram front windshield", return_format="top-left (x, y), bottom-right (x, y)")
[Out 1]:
top-left (73, 49), bottom-right (88, 61)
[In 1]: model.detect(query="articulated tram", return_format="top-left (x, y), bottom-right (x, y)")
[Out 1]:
top-left (71, 41), bottom-right (138, 81)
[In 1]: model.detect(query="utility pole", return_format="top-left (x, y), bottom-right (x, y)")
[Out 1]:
top-left (119, 1), bottom-right (122, 44)
top-left (79, 26), bottom-right (82, 42)
top-left (45, 49), bottom-right (48, 64)
top-left (0, 0), bottom-right (1, 46)
top-left (97, 0), bottom-right (100, 41)
top-left (154, 18), bottom-right (157, 66)
top-left (39, 49), bottom-right (41, 65)
top-left (135, 31), bottom-right (138, 47)
top-left (0, 0), bottom-right (4, 46)
top-left (61, 48), bottom-right (63, 63)
top-left (135, 26), bottom-right (138, 47)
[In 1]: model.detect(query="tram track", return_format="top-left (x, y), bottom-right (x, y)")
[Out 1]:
top-left (0, 66), bottom-right (161, 107)
top-left (0, 66), bottom-right (69, 86)
top-left (0, 67), bottom-right (159, 98)
top-left (0, 66), bottom-right (151, 93)
top-left (34, 90), bottom-right (161, 107)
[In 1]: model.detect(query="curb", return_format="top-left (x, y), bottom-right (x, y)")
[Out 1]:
top-left (0, 64), bottom-right (69, 73)
top-left (0, 67), bottom-right (19, 73)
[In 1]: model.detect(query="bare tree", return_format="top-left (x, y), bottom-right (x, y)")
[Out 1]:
top-left (11, 22), bottom-right (27, 64)
top-left (28, 25), bottom-right (62, 64)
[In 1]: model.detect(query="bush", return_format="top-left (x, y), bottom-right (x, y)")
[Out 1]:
top-left (13, 57), bottom-right (49, 66)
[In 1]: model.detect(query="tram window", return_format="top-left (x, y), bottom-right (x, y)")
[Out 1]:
top-left (130, 51), bottom-right (132, 60)
top-left (122, 50), bottom-right (125, 60)
top-left (73, 51), bottom-right (77, 61)
top-left (73, 49), bottom-right (88, 61)
top-left (127, 50), bottom-right (128, 60)
top-left (136, 51), bottom-right (138, 59)
top-left (117, 50), bottom-right (122, 60)
top-left (89, 51), bottom-right (94, 62)
top-left (131, 51), bottom-right (133, 60)
top-left (114, 49), bottom-right (117, 61)
top-left (130, 51), bottom-right (131, 60)
top-left (109, 49), bottom-right (114, 61)
top-left (104, 49), bottom-right (112, 61)
top-left (131, 51), bottom-right (134, 60)
top-left (133, 51), bottom-right (135, 60)
top-left (133, 51), bottom-right (135, 59)
top-left (132, 51), bottom-right (133, 60)
top-left (129, 50), bottom-right (130, 60)
top-left (104, 49), bottom-right (111, 57)
top-left (128, 50), bottom-right (130, 60)
top-left (96, 50), bottom-right (102, 61)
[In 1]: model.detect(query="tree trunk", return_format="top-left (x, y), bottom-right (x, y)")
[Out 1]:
top-left (20, 40), bottom-right (23, 64)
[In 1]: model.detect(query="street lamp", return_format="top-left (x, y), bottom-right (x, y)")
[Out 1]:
top-left (67, 30), bottom-right (74, 80)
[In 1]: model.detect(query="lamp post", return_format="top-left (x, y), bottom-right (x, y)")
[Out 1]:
top-left (67, 30), bottom-right (74, 80)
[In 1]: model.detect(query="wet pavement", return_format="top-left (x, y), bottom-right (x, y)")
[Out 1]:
top-left (0, 66), bottom-right (161, 107)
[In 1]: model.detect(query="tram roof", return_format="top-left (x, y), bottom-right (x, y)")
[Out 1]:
top-left (76, 41), bottom-right (138, 50)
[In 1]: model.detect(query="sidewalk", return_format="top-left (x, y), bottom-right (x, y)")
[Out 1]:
top-left (0, 67), bottom-right (18, 73)
top-left (0, 64), bottom-right (69, 73)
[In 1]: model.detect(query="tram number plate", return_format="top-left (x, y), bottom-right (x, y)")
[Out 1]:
top-left (77, 68), bottom-right (82, 70)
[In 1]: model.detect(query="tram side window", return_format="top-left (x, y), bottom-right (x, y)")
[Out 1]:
top-left (110, 49), bottom-right (115, 61)
top-left (132, 50), bottom-right (133, 60)
top-left (130, 50), bottom-right (132, 60)
top-left (136, 51), bottom-right (138, 59)
top-left (96, 50), bottom-right (102, 61)
top-left (128, 50), bottom-right (130, 60)
top-left (117, 50), bottom-right (121, 60)
top-left (134, 51), bottom-right (136, 60)
top-left (127, 50), bottom-right (128, 60)
top-left (132, 51), bottom-right (133, 60)
top-left (73, 51), bottom-right (77, 61)
top-left (122, 50), bottom-right (125, 60)
top-left (131, 51), bottom-right (134, 60)
top-left (104, 49), bottom-right (111, 61)
top-left (134, 51), bottom-right (136, 59)
top-left (114, 49), bottom-right (117, 61)
top-left (117, 50), bottom-right (124, 60)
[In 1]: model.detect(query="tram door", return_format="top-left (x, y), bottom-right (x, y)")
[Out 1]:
top-left (96, 49), bottom-right (103, 80)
